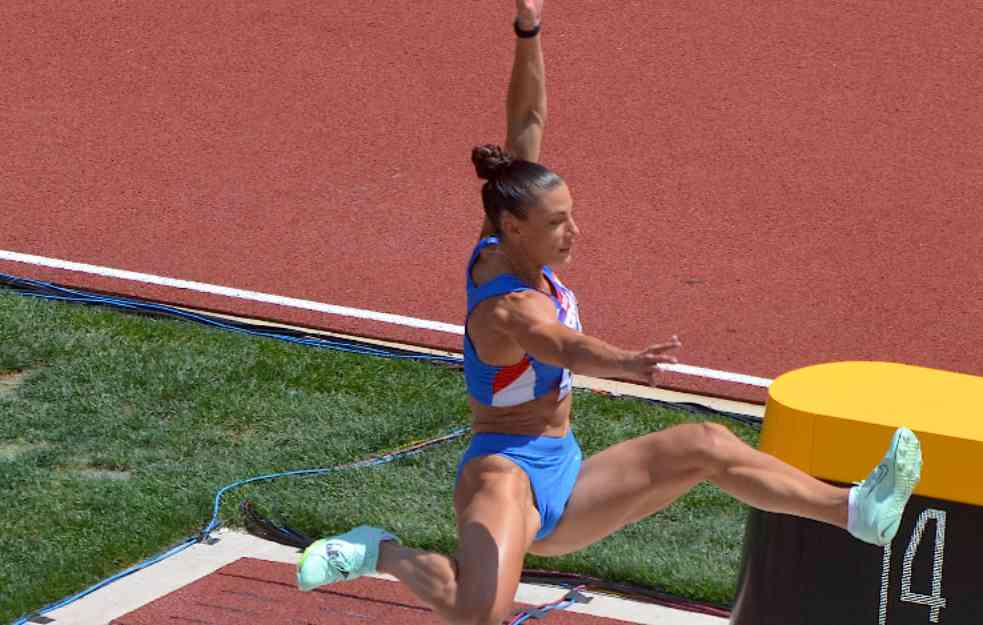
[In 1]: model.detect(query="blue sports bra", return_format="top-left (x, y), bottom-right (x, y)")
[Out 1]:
top-left (464, 236), bottom-right (583, 407)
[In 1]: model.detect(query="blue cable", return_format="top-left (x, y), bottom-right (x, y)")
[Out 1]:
top-left (9, 426), bottom-right (470, 625)
top-left (10, 539), bottom-right (198, 625)
top-left (1, 272), bottom-right (704, 623)
top-left (0, 273), bottom-right (463, 365)
top-left (2, 273), bottom-right (470, 624)
top-left (508, 587), bottom-right (589, 624)
top-left (199, 427), bottom-right (468, 539)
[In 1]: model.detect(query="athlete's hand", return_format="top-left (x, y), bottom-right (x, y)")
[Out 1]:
top-left (516, 0), bottom-right (543, 30)
top-left (627, 335), bottom-right (682, 386)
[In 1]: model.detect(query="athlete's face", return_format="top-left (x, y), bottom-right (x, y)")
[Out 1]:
top-left (504, 182), bottom-right (580, 266)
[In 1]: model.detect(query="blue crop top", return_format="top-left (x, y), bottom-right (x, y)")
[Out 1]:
top-left (464, 236), bottom-right (583, 407)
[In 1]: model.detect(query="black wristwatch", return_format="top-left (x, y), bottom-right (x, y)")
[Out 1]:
top-left (514, 18), bottom-right (541, 38)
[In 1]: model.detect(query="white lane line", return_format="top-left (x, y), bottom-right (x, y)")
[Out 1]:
top-left (657, 363), bottom-right (772, 388)
top-left (0, 249), bottom-right (465, 335)
top-left (0, 249), bottom-right (773, 388)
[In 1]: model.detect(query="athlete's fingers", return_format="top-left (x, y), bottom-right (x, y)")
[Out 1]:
top-left (642, 350), bottom-right (678, 361)
top-left (644, 344), bottom-right (674, 355)
top-left (646, 357), bottom-right (679, 367)
top-left (639, 353), bottom-right (679, 367)
top-left (645, 338), bottom-right (682, 354)
top-left (648, 365), bottom-right (671, 385)
top-left (516, 0), bottom-right (543, 21)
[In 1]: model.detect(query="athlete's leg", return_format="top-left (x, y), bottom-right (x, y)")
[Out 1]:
top-left (377, 454), bottom-right (541, 625)
top-left (530, 422), bottom-right (851, 556)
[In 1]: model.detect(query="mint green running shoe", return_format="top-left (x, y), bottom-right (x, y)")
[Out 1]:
top-left (296, 525), bottom-right (400, 592)
top-left (849, 427), bottom-right (922, 546)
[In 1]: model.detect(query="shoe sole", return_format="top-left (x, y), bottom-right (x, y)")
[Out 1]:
top-left (892, 427), bottom-right (922, 500)
top-left (879, 427), bottom-right (923, 544)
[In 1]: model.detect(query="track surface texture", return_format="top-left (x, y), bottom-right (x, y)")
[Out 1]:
top-left (110, 557), bottom-right (638, 625)
top-left (3, 2), bottom-right (982, 401)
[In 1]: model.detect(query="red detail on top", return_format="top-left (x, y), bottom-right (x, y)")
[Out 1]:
top-left (492, 356), bottom-right (532, 394)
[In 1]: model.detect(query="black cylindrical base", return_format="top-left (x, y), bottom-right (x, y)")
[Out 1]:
top-left (731, 492), bottom-right (974, 625)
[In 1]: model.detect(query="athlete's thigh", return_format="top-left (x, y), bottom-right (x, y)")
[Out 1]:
top-left (530, 423), bottom-right (713, 557)
top-left (453, 454), bottom-right (542, 621)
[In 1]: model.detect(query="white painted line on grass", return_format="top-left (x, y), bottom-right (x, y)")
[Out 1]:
top-left (0, 249), bottom-right (773, 388)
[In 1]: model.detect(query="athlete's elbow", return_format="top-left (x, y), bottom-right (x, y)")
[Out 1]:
top-left (563, 339), bottom-right (597, 374)
top-left (527, 108), bottom-right (546, 128)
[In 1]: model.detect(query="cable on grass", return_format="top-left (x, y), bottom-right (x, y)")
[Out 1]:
top-left (9, 426), bottom-right (469, 625)
top-left (3, 271), bottom-right (740, 623)
top-left (0, 272), bottom-right (760, 430)
top-left (0, 272), bottom-right (462, 367)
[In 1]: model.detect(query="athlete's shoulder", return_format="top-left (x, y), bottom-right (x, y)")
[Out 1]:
top-left (470, 244), bottom-right (511, 287)
top-left (489, 288), bottom-right (557, 328)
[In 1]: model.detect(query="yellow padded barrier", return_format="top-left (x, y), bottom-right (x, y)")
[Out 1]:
top-left (761, 361), bottom-right (983, 506)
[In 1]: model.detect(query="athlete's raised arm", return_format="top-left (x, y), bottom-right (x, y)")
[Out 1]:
top-left (479, 0), bottom-right (546, 240)
top-left (506, 0), bottom-right (546, 163)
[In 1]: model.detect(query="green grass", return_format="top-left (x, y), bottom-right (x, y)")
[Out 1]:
top-left (0, 288), bottom-right (755, 622)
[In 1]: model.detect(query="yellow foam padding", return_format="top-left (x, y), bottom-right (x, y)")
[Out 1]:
top-left (761, 361), bottom-right (983, 506)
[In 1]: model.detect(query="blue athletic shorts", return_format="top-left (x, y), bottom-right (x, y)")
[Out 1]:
top-left (456, 429), bottom-right (583, 541)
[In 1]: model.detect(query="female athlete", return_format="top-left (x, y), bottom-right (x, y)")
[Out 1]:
top-left (296, 2), bottom-right (923, 624)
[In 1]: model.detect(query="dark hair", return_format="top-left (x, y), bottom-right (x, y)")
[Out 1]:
top-left (471, 144), bottom-right (564, 233)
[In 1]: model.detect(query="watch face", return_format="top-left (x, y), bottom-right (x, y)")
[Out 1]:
top-left (732, 491), bottom-right (973, 625)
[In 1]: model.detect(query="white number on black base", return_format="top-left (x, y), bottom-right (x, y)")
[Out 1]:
top-left (879, 508), bottom-right (947, 625)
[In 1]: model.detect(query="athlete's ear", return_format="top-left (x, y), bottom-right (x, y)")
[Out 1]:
top-left (500, 211), bottom-right (524, 240)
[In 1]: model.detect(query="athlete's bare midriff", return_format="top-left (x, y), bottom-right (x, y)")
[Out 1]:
top-left (468, 244), bottom-right (573, 438)
top-left (468, 390), bottom-right (572, 438)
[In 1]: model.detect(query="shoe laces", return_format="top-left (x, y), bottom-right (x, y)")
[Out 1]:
top-left (854, 463), bottom-right (889, 489)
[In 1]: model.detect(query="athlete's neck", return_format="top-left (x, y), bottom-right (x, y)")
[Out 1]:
top-left (498, 239), bottom-right (548, 291)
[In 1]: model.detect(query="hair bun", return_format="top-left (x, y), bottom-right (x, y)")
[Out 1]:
top-left (472, 144), bottom-right (515, 180)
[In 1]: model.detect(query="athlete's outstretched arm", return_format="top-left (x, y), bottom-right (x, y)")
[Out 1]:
top-left (506, 0), bottom-right (546, 163)
top-left (494, 291), bottom-right (683, 385)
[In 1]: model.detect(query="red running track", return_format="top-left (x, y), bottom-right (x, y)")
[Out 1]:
top-left (2, 2), bottom-right (981, 402)
top-left (111, 557), bottom-right (641, 625)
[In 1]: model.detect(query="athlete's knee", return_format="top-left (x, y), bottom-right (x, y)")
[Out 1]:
top-left (447, 506), bottom-right (530, 625)
top-left (682, 422), bottom-right (741, 474)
